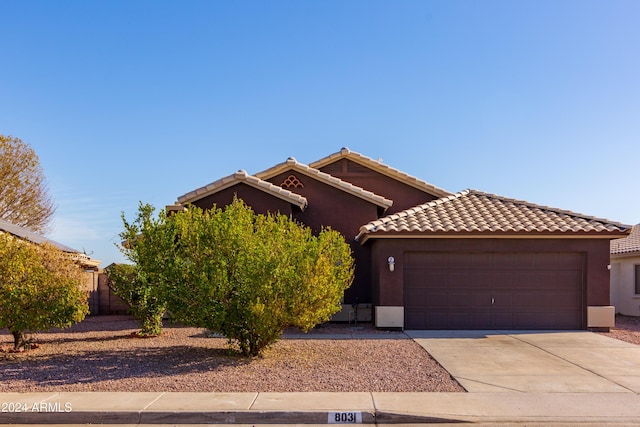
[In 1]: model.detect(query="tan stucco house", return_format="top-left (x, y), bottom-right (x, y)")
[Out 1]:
top-left (611, 224), bottom-right (640, 316)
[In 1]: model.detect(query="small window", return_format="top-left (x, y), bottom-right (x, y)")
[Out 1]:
top-left (636, 265), bottom-right (640, 295)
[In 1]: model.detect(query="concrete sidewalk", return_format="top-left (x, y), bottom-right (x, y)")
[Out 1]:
top-left (2, 391), bottom-right (640, 425)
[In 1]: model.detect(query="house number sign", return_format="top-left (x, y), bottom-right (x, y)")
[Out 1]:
top-left (328, 411), bottom-right (362, 424)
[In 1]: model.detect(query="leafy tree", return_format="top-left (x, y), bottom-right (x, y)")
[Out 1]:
top-left (104, 263), bottom-right (166, 337)
top-left (0, 233), bottom-right (89, 351)
top-left (119, 198), bottom-right (353, 356)
top-left (0, 135), bottom-right (55, 234)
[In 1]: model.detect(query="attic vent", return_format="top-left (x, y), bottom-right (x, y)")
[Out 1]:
top-left (281, 175), bottom-right (303, 189)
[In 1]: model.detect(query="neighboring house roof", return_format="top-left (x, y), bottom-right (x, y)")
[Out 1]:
top-left (255, 157), bottom-right (393, 209)
top-left (611, 224), bottom-right (640, 255)
top-left (177, 169), bottom-right (309, 210)
top-left (0, 218), bottom-right (100, 268)
top-left (310, 147), bottom-right (452, 198)
top-left (357, 189), bottom-right (631, 242)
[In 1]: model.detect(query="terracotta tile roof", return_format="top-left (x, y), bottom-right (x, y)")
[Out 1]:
top-left (611, 224), bottom-right (640, 255)
top-left (357, 190), bottom-right (631, 242)
top-left (310, 147), bottom-right (452, 198)
top-left (0, 218), bottom-right (100, 267)
top-left (255, 157), bottom-right (393, 209)
top-left (177, 170), bottom-right (308, 210)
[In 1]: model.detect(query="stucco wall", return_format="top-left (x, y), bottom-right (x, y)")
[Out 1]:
top-left (192, 183), bottom-right (295, 216)
top-left (317, 158), bottom-right (440, 214)
top-left (610, 254), bottom-right (640, 316)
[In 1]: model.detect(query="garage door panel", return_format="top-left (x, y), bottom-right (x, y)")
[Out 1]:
top-left (405, 252), bottom-right (449, 268)
top-left (449, 271), bottom-right (471, 288)
top-left (449, 291), bottom-right (473, 308)
top-left (403, 251), bottom-right (585, 330)
top-left (547, 291), bottom-right (582, 310)
top-left (494, 312), bottom-right (515, 329)
top-left (424, 311), bottom-right (449, 329)
top-left (542, 252), bottom-right (582, 269)
top-left (491, 271), bottom-right (514, 288)
top-left (549, 271), bottom-right (583, 289)
top-left (514, 292), bottom-right (546, 308)
top-left (404, 269), bottom-right (424, 285)
top-left (492, 291), bottom-right (513, 308)
top-left (405, 310), bottom-right (426, 328)
top-left (425, 271), bottom-right (449, 287)
top-left (515, 312), bottom-right (536, 328)
top-left (420, 291), bottom-right (448, 308)
top-left (472, 271), bottom-right (494, 287)
top-left (472, 291), bottom-right (494, 308)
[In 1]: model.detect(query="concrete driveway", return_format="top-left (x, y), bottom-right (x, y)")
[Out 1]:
top-left (407, 330), bottom-right (640, 393)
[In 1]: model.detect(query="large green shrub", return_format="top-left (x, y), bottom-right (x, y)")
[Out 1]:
top-left (0, 233), bottom-right (88, 351)
top-left (119, 198), bottom-right (353, 356)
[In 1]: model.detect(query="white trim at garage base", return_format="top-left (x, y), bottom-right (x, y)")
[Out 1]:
top-left (587, 306), bottom-right (615, 328)
top-left (375, 305), bottom-right (612, 330)
top-left (375, 306), bottom-right (404, 329)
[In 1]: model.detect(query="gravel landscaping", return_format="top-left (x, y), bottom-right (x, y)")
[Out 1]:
top-left (598, 314), bottom-right (640, 345)
top-left (0, 315), bottom-right (464, 393)
top-left (3, 314), bottom-right (638, 393)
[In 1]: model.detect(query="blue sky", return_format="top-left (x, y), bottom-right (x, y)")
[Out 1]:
top-left (1, 0), bottom-right (638, 267)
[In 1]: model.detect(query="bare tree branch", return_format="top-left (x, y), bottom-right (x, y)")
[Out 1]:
top-left (0, 135), bottom-right (56, 234)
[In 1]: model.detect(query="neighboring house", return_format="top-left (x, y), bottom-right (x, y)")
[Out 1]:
top-left (0, 218), bottom-right (102, 314)
top-left (610, 224), bottom-right (640, 316)
top-left (170, 148), bottom-right (631, 330)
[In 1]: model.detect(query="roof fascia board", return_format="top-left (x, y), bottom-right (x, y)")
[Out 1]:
top-left (358, 232), bottom-right (629, 245)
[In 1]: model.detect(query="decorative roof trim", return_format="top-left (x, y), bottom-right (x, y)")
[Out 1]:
top-left (356, 189), bottom-right (631, 243)
top-left (177, 170), bottom-right (308, 210)
top-left (255, 157), bottom-right (393, 209)
top-left (309, 147), bottom-right (452, 198)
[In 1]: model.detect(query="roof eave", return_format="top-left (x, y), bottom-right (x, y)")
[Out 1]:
top-left (358, 230), bottom-right (630, 245)
top-left (611, 250), bottom-right (640, 257)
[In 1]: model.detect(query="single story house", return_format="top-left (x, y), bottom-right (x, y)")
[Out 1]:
top-left (610, 224), bottom-right (640, 316)
top-left (0, 218), bottom-right (102, 314)
top-left (170, 148), bottom-right (631, 330)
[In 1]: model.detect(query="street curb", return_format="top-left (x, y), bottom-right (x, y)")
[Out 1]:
top-left (1, 410), bottom-right (471, 424)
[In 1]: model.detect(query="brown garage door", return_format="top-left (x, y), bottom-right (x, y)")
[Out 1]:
top-left (404, 252), bottom-right (585, 330)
